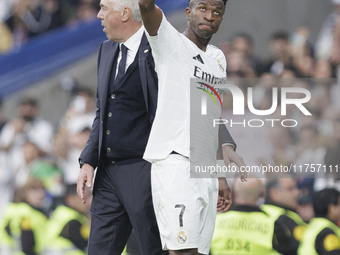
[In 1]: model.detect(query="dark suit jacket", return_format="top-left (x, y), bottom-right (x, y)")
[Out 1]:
top-left (79, 33), bottom-right (158, 169)
top-left (80, 32), bottom-right (236, 169)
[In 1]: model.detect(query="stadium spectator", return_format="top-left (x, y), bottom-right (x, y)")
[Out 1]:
top-left (54, 87), bottom-right (95, 184)
top-left (268, 127), bottom-right (295, 167)
top-left (262, 31), bottom-right (292, 76)
top-left (0, 97), bottom-right (54, 204)
top-left (293, 124), bottom-right (326, 175)
top-left (316, 0), bottom-right (340, 61)
top-left (226, 50), bottom-right (256, 78)
top-left (42, 0), bottom-right (65, 30)
top-left (211, 177), bottom-right (277, 255)
top-left (76, 0), bottom-right (98, 23)
top-left (229, 32), bottom-right (263, 76)
top-left (290, 27), bottom-right (315, 78)
top-left (0, 0), bottom-right (99, 53)
top-left (262, 176), bottom-right (307, 255)
top-left (0, 98), bottom-right (54, 215)
top-left (315, 108), bottom-right (340, 192)
top-left (10, 140), bottom-right (62, 192)
top-left (63, 0), bottom-right (99, 25)
top-left (6, 0), bottom-right (53, 43)
top-left (0, 97), bottom-right (53, 155)
top-left (329, 16), bottom-right (340, 73)
top-left (298, 188), bottom-right (340, 255)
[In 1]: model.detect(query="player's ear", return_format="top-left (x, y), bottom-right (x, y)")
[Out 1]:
top-left (185, 7), bottom-right (191, 20)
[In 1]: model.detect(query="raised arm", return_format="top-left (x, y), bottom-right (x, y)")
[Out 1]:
top-left (138, 0), bottom-right (163, 36)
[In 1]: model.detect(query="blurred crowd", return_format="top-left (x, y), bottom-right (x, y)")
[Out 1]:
top-left (0, 0), bottom-right (100, 54)
top-left (0, 86), bottom-right (96, 254)
top-left (0, 86), bottom-right (96, 211)
top-left (221, 0), bottom-right (340, 195)
top-left (215, 1), bottom-right (340, 253)
top-left (1, 0), bottom-right (340, 254)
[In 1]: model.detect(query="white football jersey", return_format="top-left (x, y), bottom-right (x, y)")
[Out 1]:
top-left (143, 13), bottom-right (227, 163)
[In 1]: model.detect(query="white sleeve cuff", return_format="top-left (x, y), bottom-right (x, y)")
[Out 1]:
top-left (222, 143), bottom-right (235, 149)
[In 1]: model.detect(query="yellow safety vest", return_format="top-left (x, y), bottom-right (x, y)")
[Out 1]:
top-left (0, 203), bottom-right (22, 255)
top-left (211, 209), bottom-right (280, 255)
top-left (43, 205), bottom-right (90, 255)
top-left (0, 202), bottom-right (47, 255)
top-left (298, 217), bottom-right (340, 255)
top-left (261, 204), bottom-right (305, 225)
top-left (261, 204), bottom-right (306, 242)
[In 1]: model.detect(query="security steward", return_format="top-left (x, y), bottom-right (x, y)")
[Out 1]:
top-left (0, 178), bottom-right (47, 255)
top-left (43, 184), bottom-right (91, 255)
top-left (298, 188), bottom-right (340, 255)
top-left (211, 177), bottom-right (279, 255)
top-left (261, 176), bottom-right (307, 255)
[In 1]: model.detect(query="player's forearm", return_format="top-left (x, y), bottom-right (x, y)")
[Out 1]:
top-left (138, 0), bottom-right (162, 36)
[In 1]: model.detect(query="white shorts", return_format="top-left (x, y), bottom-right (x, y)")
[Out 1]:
top-left (151, 154), bottom-right (219, 255)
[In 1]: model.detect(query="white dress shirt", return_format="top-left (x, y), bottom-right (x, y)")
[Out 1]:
top-left (114, 25), bottom-right (144, 77)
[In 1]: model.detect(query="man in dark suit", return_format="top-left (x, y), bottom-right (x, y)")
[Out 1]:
top-left (76, 1), bottom-right (164, 254)
top-left (77, 0), bottom-right (241, 254)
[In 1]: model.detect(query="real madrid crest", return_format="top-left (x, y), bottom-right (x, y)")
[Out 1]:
top-left (217, 59), bottom-right (225, 73)
top-left (177, 231), bottom-right (187, 244)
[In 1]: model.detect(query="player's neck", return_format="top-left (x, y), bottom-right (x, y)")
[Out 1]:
top-left (183, 28), bottom-right (211, 52)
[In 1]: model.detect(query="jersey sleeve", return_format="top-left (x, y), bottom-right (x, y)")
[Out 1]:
top-left (145, 12), bottom-right (182, 58)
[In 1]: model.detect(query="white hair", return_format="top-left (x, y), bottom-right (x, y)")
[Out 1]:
top-left (110, 0), bottom-right (142, 22)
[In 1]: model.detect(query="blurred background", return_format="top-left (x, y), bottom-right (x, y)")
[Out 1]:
top-left (1, 0), bottom-right (340, 254)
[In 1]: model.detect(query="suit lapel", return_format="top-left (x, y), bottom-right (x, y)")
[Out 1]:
top-left (118, 33), bottom-right (148, 87)
top-left (139, 33), bottom-right (151, 115)
top-left (98, 35), bottom-right (152, 120)
top-left (99, 41), bottom-right (118, 120)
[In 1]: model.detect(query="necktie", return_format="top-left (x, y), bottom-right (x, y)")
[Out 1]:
top-left (115, 44), bottom-right (128, 85)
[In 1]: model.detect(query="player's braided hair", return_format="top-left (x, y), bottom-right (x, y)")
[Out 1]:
top-left (188, 0), bottom-right (228, 5)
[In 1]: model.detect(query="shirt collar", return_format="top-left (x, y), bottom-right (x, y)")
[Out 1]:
top-left (120, 25), bottom-right (144, 54)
